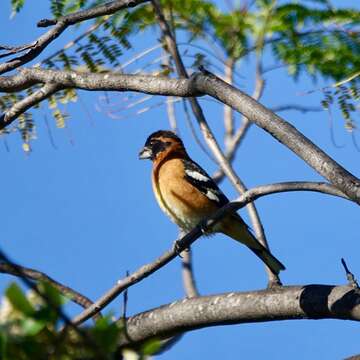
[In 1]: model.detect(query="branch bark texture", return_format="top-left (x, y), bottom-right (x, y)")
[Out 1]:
top-left (119, 284), bottom-right (360, 346)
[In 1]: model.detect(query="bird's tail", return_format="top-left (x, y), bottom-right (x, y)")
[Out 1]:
top-left (219, 215), bottom-right (285, 275)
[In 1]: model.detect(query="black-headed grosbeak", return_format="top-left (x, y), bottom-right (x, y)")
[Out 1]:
top-left (139, 130), bottom-right (285, 275)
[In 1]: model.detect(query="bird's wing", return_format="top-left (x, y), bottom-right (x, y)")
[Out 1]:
top-left (182, 158), bottom-right (229, 207)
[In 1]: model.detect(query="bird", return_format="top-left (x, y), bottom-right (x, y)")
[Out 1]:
top-left (139, 130), bottom-right (285, 275)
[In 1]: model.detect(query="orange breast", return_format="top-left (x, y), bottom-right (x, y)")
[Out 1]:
top-left (152, 157), bottom-right (218, 231)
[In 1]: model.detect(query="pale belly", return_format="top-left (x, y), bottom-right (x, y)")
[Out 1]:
top-left (152, 157), bottom-right (220, 232)
top-left (156, 187), bottom-right (207, 231)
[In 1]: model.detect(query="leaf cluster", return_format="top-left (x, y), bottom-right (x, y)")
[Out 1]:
top-left (5, 0), bottom-right (360, 147)
top-left (0, 281), bottom-right (160, 359)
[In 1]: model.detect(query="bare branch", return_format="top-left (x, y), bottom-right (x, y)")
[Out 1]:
top-left (1, 68), bottom-right (360, 202)
top-left (0, 41), bottom-right (38, 59)
top-left (0, 69), bottom-right (201, 129)
top-left (193, 69), bottom-right (360, 203)
top-left (223, 58), bottom-right (235, 146)
top-left (0, 262), bottom-right (95, 311)
top-left (181, 250), bottom-right (199, 298)
top-left (0, 0), bottom-right (150, 74)
top-left (120, 283), bottom-right (360, 346)
top-left (271, 104), bottom-right (323, 113)
top-left (1, 83), bottom-right (59, 128)
top-left (70, 181), bottom-right (349, 325)
top-left (38, 20), bottom-right (104, 66)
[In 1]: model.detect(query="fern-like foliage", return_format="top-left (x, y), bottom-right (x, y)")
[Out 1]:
top-left (3, 0), bottom-right (360, 148)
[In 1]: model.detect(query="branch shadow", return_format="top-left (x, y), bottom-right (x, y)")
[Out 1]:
top-left (299, 285), bottom-right (360, 319)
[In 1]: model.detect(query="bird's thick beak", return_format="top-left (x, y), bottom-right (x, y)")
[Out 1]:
top-left (138, 146), bottom-right (153, 160)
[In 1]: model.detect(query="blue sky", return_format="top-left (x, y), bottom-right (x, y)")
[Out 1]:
top-left (1, 0), bottom-right (360, 359)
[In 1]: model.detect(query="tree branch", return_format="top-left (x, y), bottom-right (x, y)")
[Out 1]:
top-left (2, 83), bottom-right (59, 127)
top-left (193, 69), bottom-right (360, 203)
top-left (181, 250), bottom-right (199, 298)
top-left (70, 181), bottom-right (349, 325)
top-left (271, 104), bottom-right (323, 113)
top-left (119, 283), bottom-right (360, 346)
top-left (0, 261), bottom-right (95, 311)
top-left (1, 68), bottom-right (360, 203)
top-left (0, 0), bottom-right (149, 74)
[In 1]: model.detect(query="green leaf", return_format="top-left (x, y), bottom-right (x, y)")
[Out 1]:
top-left (141, 338), bottom-right (162, 355)
top-left (20, 318), bottom-right (46, 336)
top-left (0, 331), bottom-right (7, 360)
top-left (91, 315), bottom-right (121, 353)
top-left (38, 281), bottom-right (64, 308)
top-left (10, 0), bottom-right (25, 17)
top-left (5, 283), bottom-right (35, 316)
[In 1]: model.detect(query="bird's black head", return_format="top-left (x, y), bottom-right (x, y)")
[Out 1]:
top-left (139, 130), bottom-right (184, 161)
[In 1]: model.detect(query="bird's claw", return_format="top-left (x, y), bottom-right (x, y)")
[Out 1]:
top-left (199, 220), bottom-right (209, 235)
top-left (173, 240), bottom-right (183, 256)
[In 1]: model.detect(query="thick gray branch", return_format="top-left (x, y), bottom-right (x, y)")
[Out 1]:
top-left (1, 68), bottom-right (360, 203)
top-left (0, 69), bottom-right (200, 129)
top-left (120, 284), bottom-right (360, 346)
top-left (192, 70), bottom-right (360, 203)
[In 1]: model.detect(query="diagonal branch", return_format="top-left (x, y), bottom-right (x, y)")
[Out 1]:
top-left (0, 0), bottom-right (149, 74)
top-left (193, 68), bottom-right (360, 204)
top-left (0, 41), bottom-right (38, 59)
top-left (1, 83), bottom-right (59, 127)
top-left (0, 262), bottom-right (95, 311)
top-left (70, 181), bottom-right (349, 326)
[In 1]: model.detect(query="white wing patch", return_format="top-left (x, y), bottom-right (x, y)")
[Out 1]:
top-left (206, 190), bottom-right (220, 202)
top-left (185, 169), bottom-right (210, 182)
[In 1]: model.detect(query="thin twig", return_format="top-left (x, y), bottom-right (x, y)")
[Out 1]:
top-left (0, 0), bottom-right (150, 74)
top-left (223, 58), bottom-right (236, 148)
top-left (341, 258), bottom-right (360, 289)
top-left (0, 41), bottom-right (38, 59)
top-left (271, 104), bottom-right (323, 113)
top-left (39, 20), bottom-right (105, 66)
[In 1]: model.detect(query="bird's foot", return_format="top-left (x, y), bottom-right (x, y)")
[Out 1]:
top-left (172, 240), bottom-right (189, 257)
top-left (198, 219), bottom-right (210, 235)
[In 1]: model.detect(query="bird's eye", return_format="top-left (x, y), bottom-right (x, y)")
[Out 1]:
top-left (150, 139), bottom-right (160, 146)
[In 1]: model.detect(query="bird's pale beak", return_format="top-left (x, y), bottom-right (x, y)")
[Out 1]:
top-left (138, 146), bottom-right (153, 160)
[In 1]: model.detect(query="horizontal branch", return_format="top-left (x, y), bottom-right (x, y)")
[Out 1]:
top-left (0, 0), bottom-right (149, 74)
top-left (119, 284), bottom-right (360, 346)
top-left (270, 104), bottom-right (323, 113)
top-left (71, 181), bottom-right (348, 325)
top-left (1, 67), bottom-right (359, 204)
